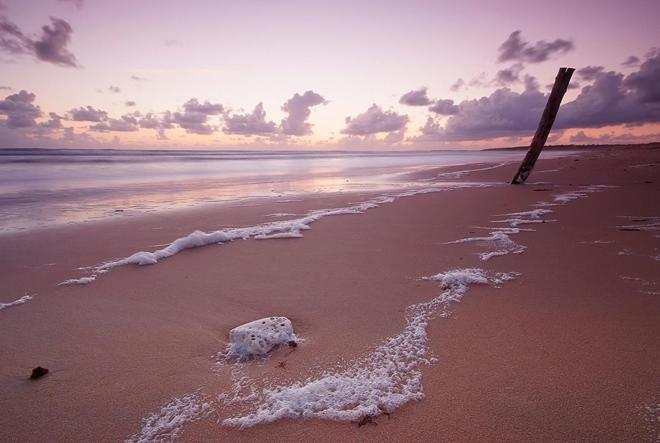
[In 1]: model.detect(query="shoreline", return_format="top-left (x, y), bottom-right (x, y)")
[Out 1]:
top-left (1, 145), bottom-right (659, 441)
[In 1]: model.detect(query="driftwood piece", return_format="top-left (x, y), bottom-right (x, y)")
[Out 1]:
top-left (511, 67), bottom-right (575, 184)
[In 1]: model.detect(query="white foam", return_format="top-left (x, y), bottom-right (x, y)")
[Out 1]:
top-left (448, 185), bottom-right (611, 261)
top-left (58, 276), bottom-right (97, 286)
top-left (0, 294), bottom-right (33, 311)
top-left (266, 212), bottom-right (297, 218)
top-left (220, 269), bottom-right (517, 428)
top-left (126, 393), bottom-right (211, 443)
top-left (535, 184), bottom-right (612, 207)
top-left (491, 208), bottom-right (554, 227)
top-left (227, 317), bottom-right (296, 357)
top-left (435, 162), bottom-right (511, 179)
top-left (61, 184), bottom-right (486, 286)
top-left (620, 275), bottom-right (659, 295)
top-left (447, 227), bottom-right (527, 261)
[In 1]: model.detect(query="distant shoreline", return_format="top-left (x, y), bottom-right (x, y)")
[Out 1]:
top-left (0, 141), bottom-right (658, 154)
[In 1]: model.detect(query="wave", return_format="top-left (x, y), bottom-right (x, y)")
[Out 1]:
top-left (60, 184), bottom-right (487, 286)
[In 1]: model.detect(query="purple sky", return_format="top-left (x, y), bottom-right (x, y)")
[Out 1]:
top-left (1, 0), bottom-right (659, 149)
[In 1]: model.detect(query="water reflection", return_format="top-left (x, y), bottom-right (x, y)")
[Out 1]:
top-left (0, 149), bottom-right (575, 234)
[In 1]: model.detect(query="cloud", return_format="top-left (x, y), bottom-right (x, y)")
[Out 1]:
top-left (130, 75), bottom-right (146, 82)
top-left (399, 87), bottom-right (432, 106)
top-left (171, 98), bottom-right (224, 134)
top-left (0, 89), bottom-right (42, 127)
top-left (417, 49), bottom-right (660, 143)
top-left (417, 87), bottom-right (547, 141)
top-left (428, 99), bottom-right (459, 115)
top-left (280, 90), bottom-right (326, 136)
top-left (494, 63), bottom-right (524, 85)
top-left (623, 50), bottom-right (660, 103)
top-left (0, 15), bottom-right (79, 67)
top-left (41, 112), bottom-right (63, 129)
top-left (342, 104), bottom-right (408, 135)
top-left (139, 111), bottom-right (174, 139)
top-left (452, 68), bottom-right (527, 92)
top-left (125, 100), bottom-right (136, 107)
top-left (569, 129), bottom-right (660, 144)
top-left (182, 97), bottom-right (223, 115)
top-left (90, 113), bottom-right (139, 132)
top-left (449, 79), bottom-right (465, 92)
top-left (108, 85), bottom-right (121, 93)
top-left (621, 55), bottom-right (640, 67)
top-left (498, 30), bottom-right (574, 64)
top-left (68, 105), bottom-right (107, 122)
top-left (0, 15), bottom-right (33, 55)
top-left (57, 0), bottom-right (84, 9)
top-left (576, 65), bottom-right (604, 81)
top-left (383, 128), bottom-right (406, 144)
top-left (33, 17), bottom-right (79, 67)
top-left (523, 74), bottom-right (540, 91)
top-left (0, 85), bottom-right (11, 90)
top-left (224, 102), bottom-right (277, 136)
top-left (164, 39), bottom-right (179, 47)
top-left (557, 53), bottom-right (660, 128)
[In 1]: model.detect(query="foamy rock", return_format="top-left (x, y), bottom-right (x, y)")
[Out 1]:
top-left (229, 317), bottom-right (295, 356)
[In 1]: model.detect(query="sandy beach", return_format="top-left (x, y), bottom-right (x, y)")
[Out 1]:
top-left (1, 145), bottom-right (659, 442)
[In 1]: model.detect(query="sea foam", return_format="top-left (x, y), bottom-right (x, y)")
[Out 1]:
top-left (61, 184), bottom-right (484, 286)
top-left (125, 268), bottom-right (517, 437)
top-left (126, 393), bottom-right (211, 443)
top-left (448, 185), bottom-right (611, 261)
top-left (0, 294), bottom-right (33, 311)
top-left (220, 269), bottom-right (517, 428)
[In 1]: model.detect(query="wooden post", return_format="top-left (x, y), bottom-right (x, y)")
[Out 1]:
top-left (511, 67), bottom-right (575, 184)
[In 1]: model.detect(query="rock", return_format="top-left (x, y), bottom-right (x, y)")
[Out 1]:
top-left (229, 316), bottom-right (296, 356)
top-left (30, 366), bottom-right (48, 380)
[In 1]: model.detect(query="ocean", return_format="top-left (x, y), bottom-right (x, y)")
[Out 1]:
top-left (0, 148), bottom-right (566, 234)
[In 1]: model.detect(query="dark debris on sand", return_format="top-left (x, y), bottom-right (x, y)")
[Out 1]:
top-left (29, 366), bottom-right (48, 380)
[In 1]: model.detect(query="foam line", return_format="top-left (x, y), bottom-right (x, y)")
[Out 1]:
top-left (61, 184), bottom-right (485, 285)
top-left (534, 184), bottom-right (613, 207)
top-left (0, 294), bottom-right (33, 311)
top-left (447, 227), bottom-right (528, 261)
top-left (448, 185), bottom-right (611, 261)
top-left (220, 269), bottom-right (518, 428)
top-left (126, 393), bottom-right (211, 443)
top-left (435, 162), bottom-right (511, 179)
top-left (491, 208), bottom-right (554, 227)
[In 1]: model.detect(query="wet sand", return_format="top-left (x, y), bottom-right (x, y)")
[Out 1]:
top-left (1, 145), bottom-right (659, 441)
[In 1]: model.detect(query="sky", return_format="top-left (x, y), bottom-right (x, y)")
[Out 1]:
top-left (0, 0), bottom-right (659, 150)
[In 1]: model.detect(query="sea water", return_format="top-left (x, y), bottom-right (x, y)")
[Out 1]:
top-left (0, 148), bottom-right (568, 234)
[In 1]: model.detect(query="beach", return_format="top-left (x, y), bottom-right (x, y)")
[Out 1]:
top-left (1, 145), bottom-right (659, 442)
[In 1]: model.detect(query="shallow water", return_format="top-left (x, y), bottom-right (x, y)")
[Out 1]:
top-left (0, 148), bottom-right (569, 233)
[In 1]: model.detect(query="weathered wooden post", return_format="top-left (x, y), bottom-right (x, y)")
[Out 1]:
top-left (511, 67), bottom-right (575, 184)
